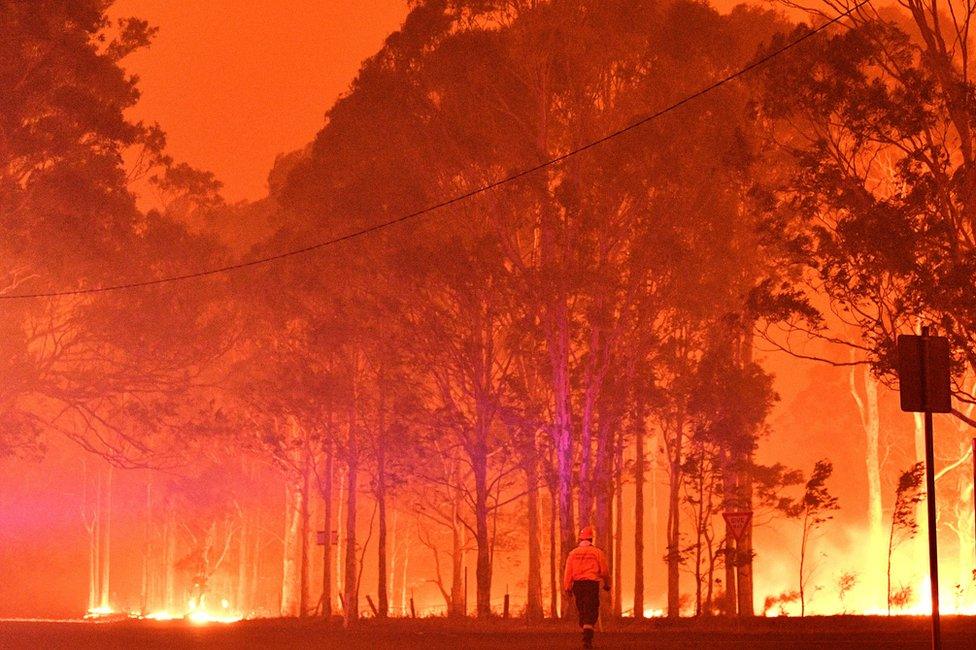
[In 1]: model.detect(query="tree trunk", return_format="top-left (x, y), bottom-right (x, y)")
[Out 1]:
top-left (887, 512), bottom-right (895, 615)
top-left (525, 453), bottom-right (544, 621)
top-left (666, 415), bottom-right (684, 618)
top-left (299, 452), bottom-right (311, 617)
top-left (473, 435), bottom-right (492, 618)
top-left (735, 335), bottom-right (755, 617)
top-left (634, 417), bottom-right (645, 618)
top-left (249, 528), bottom-right (261, 615)
top-left (164, 511), bottom-right (177, 611)
top-left (722, 447), bottom-right (738, 616)
top-left (579, 380), bottom-right (598, 528)
top-left (954, 468), bottom-right (976, 606)
top-left (142, 481), bottom-right (151, 615)
top-left (850, 362), bottom-right (884, 609)
top-left (613, 431), bottom-right (623, 618)
top-left (388, 509), bottom-right (398, 615)
top-left (335, 464), bottom-right (345, 611)
top-left (553, 352), bottom-right (577, 616)
top-left (343, 430), bottom-right (359, 626)
top-left (377, 433), bottom-right (389, 618)
top-left (536, 71), bottom-right (576, 619)
top-left (799, 514), bottom-right (808, 617)
top-left (85, 466), bottom-right (99, 613)
top-left (694, 449), bottom-right (705, 616)
top-left (450, 497), bottom-right (465, 617)
top-left (322, 445), bottom-right (334, 618)
top-left (237, 513), bottom-right (249, 615)
top-left (735, 459), bottom-right (754, 616)
top-left (400, 538), bottom-right (410, 617)
top-left (548, 479), bottom-right (559, 619)
top-left (281, 482), bottom-right (301, 617)
top-left (99, 466), bottom-right (112, 611)
top-left (593, 415), bottom-right (613, 621)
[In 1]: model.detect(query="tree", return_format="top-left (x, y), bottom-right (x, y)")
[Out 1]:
top-left (683, 340), bottom-right (778, 616)
top-left (786, 460), bottom-right (840, 616)
top-left (757, 2), bottom-right (976, 594)
top-left (239, 0), bottom-right (804, 624)
top-left (756, 2), bottom-right (976, 424)
top-left (848, 359), bottom-right (885, 610)
top-left (888, 462), bottom-right (925, 614)
top-left (0, 0), bottom-right (237, 473)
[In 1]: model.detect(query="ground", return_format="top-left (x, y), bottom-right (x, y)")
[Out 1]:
top-left (1, 616), bottom-right (974, 649)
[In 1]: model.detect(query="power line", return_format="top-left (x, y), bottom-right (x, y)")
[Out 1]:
top-left (1, 0), bottom-right (869, 300)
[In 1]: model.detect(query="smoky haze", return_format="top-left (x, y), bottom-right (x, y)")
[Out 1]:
top-left (0, 0), bottom-right (974, 638)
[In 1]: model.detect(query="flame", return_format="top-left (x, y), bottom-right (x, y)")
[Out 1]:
top-left (185, 596), bottom-right (242, 624)
top-left (84, 605), bottom-right (115, 618)
top-left (135, 596), bottom-right (242, 624)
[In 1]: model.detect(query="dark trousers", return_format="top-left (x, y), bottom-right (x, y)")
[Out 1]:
top-left (572, 580), bottom-right (600, 628)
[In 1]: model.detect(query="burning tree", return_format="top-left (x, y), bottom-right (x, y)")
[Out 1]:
top-left (754, 0), bottom-right (976, 607)
top-left (756, 0), bottom-right (976, 470)
top-left (786, 460), bottom-right (840, 616)
top-left (887, 462), bottom-right (925, 614)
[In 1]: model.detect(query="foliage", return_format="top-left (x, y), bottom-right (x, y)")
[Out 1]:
top-left (887, 462), bottom-right (925, 613)
top-left (756, 2), bottom-right (976, 417)
top-left (784, 459), bottom-right (840, 616)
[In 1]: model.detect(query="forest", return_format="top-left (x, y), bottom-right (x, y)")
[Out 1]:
top-left (1, 0), bottom-right (975, 628)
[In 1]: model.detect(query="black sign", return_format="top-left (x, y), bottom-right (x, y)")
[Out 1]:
top-left (897, 334), bottom-right (951, 413)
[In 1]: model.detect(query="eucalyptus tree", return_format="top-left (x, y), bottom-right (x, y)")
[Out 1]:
top-left (757, 2), bottom-right (976, 423)
top-left (757, 0), bottom-right (976, 602)
top-left (279, 0), bottom-right (799, 622)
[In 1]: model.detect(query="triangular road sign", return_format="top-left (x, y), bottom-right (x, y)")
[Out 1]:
top-left (723, 511), bottom-right (752, 542)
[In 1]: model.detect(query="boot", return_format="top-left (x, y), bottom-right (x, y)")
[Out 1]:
top-left (582, 627), bottom-right (594, 649)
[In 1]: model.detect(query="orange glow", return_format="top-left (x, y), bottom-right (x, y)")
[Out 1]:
top-left (110, 0), bottom-right (409, 202)
top-left (2, 0), bottom-right (974, 633)
top-left (83, 605), bottom-right (115, 619)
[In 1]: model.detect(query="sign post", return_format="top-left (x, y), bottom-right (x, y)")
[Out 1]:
top-left (897, 327), bottom-right (951, 650)
top-left (722, 511), bottom-right (751, 619)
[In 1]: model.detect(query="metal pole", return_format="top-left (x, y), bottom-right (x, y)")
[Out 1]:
top-left (919, 326), bottom-right (941, 650)
top-left (924, 410), bottom-right (941, 650)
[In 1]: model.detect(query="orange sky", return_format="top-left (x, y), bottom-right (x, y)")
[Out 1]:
top-left (112, 0), bottom-right (409, 202)
top-left (110, 1), bottom-right (792, 204)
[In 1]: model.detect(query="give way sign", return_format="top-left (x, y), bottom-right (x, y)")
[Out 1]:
top-left (723, 511), bottom-right (752, 542)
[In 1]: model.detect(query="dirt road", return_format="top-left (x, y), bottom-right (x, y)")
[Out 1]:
top-left (1, 616), bottom-right (973, 649)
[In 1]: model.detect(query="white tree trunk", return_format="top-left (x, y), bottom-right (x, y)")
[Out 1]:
top-left (99, 466), bottom-right (112, 611)
top-left (164, 513), bottom-right (177, 610)
top-left (400, 540), bottom-right (410, 616)
top-left (281, 482), bottom-right (302, 616)
top-left (849, 363), bottom-right (884, 609)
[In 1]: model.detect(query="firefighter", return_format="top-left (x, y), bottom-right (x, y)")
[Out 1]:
top-left (563, 525), bottom-right (610, 649)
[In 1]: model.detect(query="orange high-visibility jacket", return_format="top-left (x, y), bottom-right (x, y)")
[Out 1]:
top-left (563, 542), bottom-right (610, 591)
